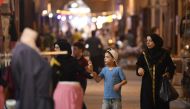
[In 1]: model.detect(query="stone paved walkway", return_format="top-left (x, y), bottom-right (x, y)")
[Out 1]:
top-left (84, 69), bottom-right (190, 109)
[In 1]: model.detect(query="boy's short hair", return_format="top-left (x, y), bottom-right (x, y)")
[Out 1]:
top-left (73, 41), bottom-right (85, 51)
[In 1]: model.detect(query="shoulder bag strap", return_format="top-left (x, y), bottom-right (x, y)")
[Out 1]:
top-left (143, 52), bottom-right (153, 77)
top-left (143, 52), bottom-right (156, 104)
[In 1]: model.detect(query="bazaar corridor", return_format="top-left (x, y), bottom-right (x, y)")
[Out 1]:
top-left (85, 69), bottom-right (190, 109)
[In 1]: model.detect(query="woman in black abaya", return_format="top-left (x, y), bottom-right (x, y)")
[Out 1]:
top-left (136, 34), bottom-right (176, 109)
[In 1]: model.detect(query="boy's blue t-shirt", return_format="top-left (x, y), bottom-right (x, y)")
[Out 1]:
top-left (99, 67), bottom-right (126, 99)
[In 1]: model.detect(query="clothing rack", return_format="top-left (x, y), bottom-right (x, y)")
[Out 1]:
top-left (0, 53), bottom-right (12, 58)
top-left (0, 51), bottom-right (68, 58)
top-left (0, 51), bottom-right (68, 67)
top-left (0, 53), bottom-right (11, 67)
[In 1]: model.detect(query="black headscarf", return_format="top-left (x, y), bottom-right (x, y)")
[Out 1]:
top-left (149, 33), bottom-right (163, 48)
top-left (54, 39), bottom-right (72, 63)
top-left (146, 34), bottom-right (165, 64)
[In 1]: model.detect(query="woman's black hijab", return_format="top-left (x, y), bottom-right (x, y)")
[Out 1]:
top-left (54, 39), bottom-right (72, 63)
top-left (146, 33), bottom-right (164, 64)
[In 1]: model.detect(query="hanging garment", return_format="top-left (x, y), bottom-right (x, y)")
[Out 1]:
top-left (0, 86), bottom-right (4, 109)
top-left (0, 66), bottom-right (5, 109)
top-left (0, 0), bottom-right (3, 5)
top-left (9, 15), bottom-right (18, 41)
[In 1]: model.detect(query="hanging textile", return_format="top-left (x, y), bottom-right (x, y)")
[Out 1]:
top-left (0, 0), bottom-right (4, 5)
top-left (9, 14), bottom-right (18, 41)
top-left (0, 64), bottom-right (6, 109)
top-left (9, 0), bottom-right (18, 42)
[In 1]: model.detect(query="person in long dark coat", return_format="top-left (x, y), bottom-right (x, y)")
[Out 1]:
top-left (72, 41), bottom-right (93, 109)
top-left (136, 34), bottom-right (176, 109)
top-left (85, 30), bottom-right (104, 73)
top-left (11, 28), bottom-right (53, 109)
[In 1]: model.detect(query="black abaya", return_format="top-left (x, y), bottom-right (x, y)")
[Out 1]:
top-left (136, 48), bottom-right (176, 109)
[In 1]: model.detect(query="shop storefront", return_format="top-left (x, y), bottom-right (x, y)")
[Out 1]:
top-left (178, 0), bottom-right (190, 103)
top-left (0, 0), bottom-right (19, 53)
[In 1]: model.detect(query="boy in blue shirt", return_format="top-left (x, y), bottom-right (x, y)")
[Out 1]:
top-left (89, 48), bottom-right (127, 109)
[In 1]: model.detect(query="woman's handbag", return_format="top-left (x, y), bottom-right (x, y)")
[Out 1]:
top-left (160, 77), bottom-right (179, 102)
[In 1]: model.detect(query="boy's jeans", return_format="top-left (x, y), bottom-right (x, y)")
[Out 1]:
top-left (102, 99), bottom-right (121, 109)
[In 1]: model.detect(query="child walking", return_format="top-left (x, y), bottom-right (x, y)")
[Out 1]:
top-left (89, 48), bottom-right (127, 109)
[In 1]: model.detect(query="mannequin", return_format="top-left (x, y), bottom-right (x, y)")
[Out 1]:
top-left (11, 27), bottom-right (53, 109)
top-left (20, 28), bottom-right (39, 52)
